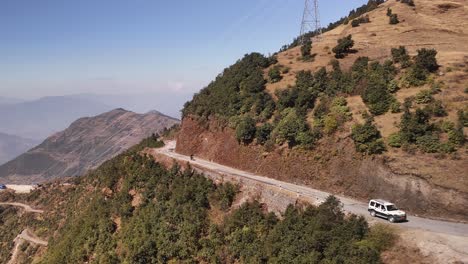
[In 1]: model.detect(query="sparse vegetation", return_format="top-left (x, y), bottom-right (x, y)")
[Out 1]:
top-left (351, 120), bottom-right (386, 154)
top-left (255, 123), bottom-right (273, 145)
top-left (268, 65), bottom-right (283, 83)
top-left (459, 109), bottom-right (468, 127)
top-left (397, 106), bottom-right (463, 153)
top-left (301, 39), bottom-right (313, 61)
top-left (415, 48), bottom-right (439, 73)
top-left (391, 46), bottom-right (411, 68)
top-left (389, 14), bottom-right (400, 25)
top-left (400, 0), bottom-right (415, 7)
top-left (351, 15), bottom-right (370, 27)
top-left (414, 89), bottom-right (434, 104)
top-left (332, 35), bottom-right (355, 59)
top-left (283, 0), bottom-right (384, 50)
top-left (388, 133), bottom-right (402, 148)
top-left (236, 116), bottom-right (256, 144)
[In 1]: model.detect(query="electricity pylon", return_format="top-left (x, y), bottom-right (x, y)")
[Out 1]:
top-left (300, 0), bottom-right (322, 44)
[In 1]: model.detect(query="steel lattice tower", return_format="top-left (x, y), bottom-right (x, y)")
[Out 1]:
top-left (300, 0), bottom-right (322, 44)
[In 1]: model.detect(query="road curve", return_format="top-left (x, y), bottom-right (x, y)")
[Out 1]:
top-left (155, 141), bottom-right (468, 237)
top-left (0, 202), bottom-right (44, 214)
top-left (7, 229), bottom-right (48, 264)
top-left (18, 229), bottom-right (48, 246)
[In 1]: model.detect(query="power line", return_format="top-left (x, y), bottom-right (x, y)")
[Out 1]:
top-left (300, 0), bottom-right (322, 44)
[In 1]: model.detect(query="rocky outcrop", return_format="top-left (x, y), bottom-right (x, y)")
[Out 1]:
top-left (176, 117), bottom-right (468, 221)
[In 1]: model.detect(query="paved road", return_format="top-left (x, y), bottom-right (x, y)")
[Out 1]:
top-left (0, 202), bottom-right (44, 214)
top-left (155, 141), bottom-right (468, 237)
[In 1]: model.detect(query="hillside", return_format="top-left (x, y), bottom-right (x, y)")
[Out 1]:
top-left (0, 133), bottom-right (38, 165)
top-left (177, 0), bottom-right (468, 221)
top-left (0, 138), bottom-right (408, 264)
top-left (0, 109), bottom-right (179, 184)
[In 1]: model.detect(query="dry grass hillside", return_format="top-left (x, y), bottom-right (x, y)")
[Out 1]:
top-left (267, 0), bottom-right (468, 92)
top-left (177, 0), bottom-right (468, 221)
top-left (263, 0), bottom-right (468, 193)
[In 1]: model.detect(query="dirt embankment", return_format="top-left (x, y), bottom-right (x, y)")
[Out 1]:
top-left (176, 117), bottom-right (468, 222)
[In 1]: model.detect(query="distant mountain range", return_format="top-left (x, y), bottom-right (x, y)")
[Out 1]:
top-left (0, 93), bottom-right (188, 142)
top-left (0, 96), bottom-right (25, 105)
top-left (0, 96), bottom-right (114, 140)
top-left (0, 108), bottom-right (179, 184)
top-left (0, 133), bottom-right (39, 165)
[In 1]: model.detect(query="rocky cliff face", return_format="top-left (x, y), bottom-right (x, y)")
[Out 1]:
top-left (176, 117), bottom-right (468, 221)
top-left (0, 109), bottom-right (179, 184)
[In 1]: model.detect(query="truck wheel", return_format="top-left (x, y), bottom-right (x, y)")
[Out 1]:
top-left (370, 210), bottom-right (376, 217)
top-left (389, 216), bottom-right (395, 223)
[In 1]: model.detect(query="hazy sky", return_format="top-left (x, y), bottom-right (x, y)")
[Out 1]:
top-left (1, 0), bottom-right (367, 101)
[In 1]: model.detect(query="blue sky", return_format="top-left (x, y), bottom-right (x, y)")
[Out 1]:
top-left (0, 0), bottom-right (368, 103)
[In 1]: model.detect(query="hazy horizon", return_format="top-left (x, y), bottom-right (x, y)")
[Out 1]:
top-left (1, 0), bottom-right (368, 115)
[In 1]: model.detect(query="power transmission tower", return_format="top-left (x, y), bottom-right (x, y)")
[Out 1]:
top-left (300, 0), bottom-right (322, 44)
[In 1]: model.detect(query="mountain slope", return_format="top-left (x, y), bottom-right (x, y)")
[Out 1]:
top-left (0, 96), bottom-right (113, 140)
top-left (0, 133), bottom-right (39, 165)
top-left (0, 109), bottom-right (179, 183)
top-left (177, 0), bottom-right (468, 221)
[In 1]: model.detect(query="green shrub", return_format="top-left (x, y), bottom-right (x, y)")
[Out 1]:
top-left (389, 14), bottom-right (399, 25)
top-left (388, 133), bottom-right (402, 148)
top-left (332, 35), bottom-right (355, 59)
top-left (387, 80), bottom-right (399, 93)
top-left (401, 0), bottom-right (415, 7)
top-left (323, 115), bottom-right (339, 135)
top-left (362, 74), bottom-right (394, 115)
top-left (350, 16), bottom-right (371, 27)
top-left (268, 66), bottom-right (283, 83)
top-left (351, 19), bottom-right (360, 27)
top-left (362, 224), bottom-right (397, 252)
top-left (403, 65), bottom-right (428, 86)
top-left (256, 123), bottom-right (273, 145)
top-left (391, 46), bottom-right (411, 67)
top-left (351, 121), bottom-right (386, 154)
top-left (386, 8), bottom-right (392, 16)
top-left (448, 126), bottom-right (465, 146)
top-left (415, 48), bottom-right (439, 73)
top-left (212, 182), bottom-right (239, 211)
top-left (416, 134), bottom-right (441, 153)
top-left (236, 116), bottom-right (257, 144)
top-left (301, 40), bottom-right (313, 60)
top-left (458, 109), bottom-right (468, 127)
top-left (438, 142), bottom-right (456, 153)
top-left (414, 90), bottom-right (434, 104)
top-left (351, 56), bottom-right (370, 81)
top-left (424, 100), bottom-right (447, 117)
top-left (273, 108), bottom-right (310, 147)
top-left (390, 100), bottom-right (401, 113)
top-left (438, 120), bottom-right (455, 132)
top-left (399, 108), bottom-right (432, 143)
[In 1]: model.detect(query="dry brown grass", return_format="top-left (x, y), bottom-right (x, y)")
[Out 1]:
top-left (263, 0), bottom-right (468, 193)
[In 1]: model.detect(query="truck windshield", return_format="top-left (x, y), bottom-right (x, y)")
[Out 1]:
top-left (386, 205), bottom-right (398, 211)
